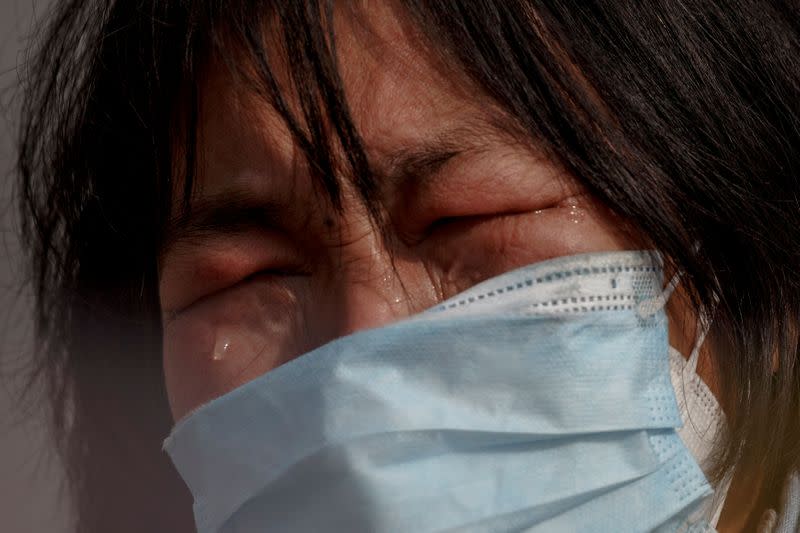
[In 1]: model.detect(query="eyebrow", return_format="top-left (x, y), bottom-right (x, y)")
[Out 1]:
top-left (162, 191), bottom-right (285, 250)
top-left (376, 126), bottom-right (493, 191)
top-left (162, 124), bottom-right (505, 254)
top-left (379, 141), bottom-right (465, 190)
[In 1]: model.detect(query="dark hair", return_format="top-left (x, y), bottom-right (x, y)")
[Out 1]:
top-left (16, 1), bottom-right (800, 531)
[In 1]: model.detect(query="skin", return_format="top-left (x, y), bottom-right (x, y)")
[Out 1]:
top-left (158, 3), bottom-right (751, 530)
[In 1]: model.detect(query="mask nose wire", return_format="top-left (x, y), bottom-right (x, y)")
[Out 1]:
top-left (636, 270), bottom-right (682, 319)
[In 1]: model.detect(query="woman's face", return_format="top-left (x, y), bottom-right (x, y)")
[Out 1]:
top-left (157, 4), bottom-right (694, 422)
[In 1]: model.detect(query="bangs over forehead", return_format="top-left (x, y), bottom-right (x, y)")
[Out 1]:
top-left (173, 1), bottom-right (574, 229)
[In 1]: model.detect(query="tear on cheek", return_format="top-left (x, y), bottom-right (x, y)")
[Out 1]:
top-left (162, 317), bottom-right (218, 421)
top-left (162, 286), bottom-right (306, 421)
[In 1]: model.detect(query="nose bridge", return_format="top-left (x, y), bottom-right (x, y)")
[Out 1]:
top-left (334, 250), bottom-right (413, 336)
top-left (326, 195), bottom-right (442, 336)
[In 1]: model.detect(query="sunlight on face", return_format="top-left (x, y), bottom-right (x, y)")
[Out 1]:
top-left (157, 3), bottom-right (633, 422)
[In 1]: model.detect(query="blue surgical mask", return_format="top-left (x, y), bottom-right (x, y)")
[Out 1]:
top-left (163, 250), bottom-right (715, 533)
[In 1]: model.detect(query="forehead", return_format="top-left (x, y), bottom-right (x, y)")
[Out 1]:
top-left (194, 1), bottom-right (514, 196)
top-left (333, 2), bottom-right (497, 154)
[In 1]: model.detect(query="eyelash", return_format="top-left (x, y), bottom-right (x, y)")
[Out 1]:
top-left (425, 212), bottom-right (524, 237)
top-left (164, 266), bottom-right (309, 324)
top-left (245, 267), bottom-right (311, 283)
top-left (421, 214), bottom-right (492, 237)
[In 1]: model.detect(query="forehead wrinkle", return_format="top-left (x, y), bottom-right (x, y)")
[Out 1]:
top-left (330, 10), bottom-right (534, 186)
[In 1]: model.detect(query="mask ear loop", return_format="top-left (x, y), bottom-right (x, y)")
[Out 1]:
top-left (640, 260), bottom-right (728, 528)
top-left (636, 263), bottom-right (717, 361)
top-left (673, 293), bottom-right (728, 529)
top-left (684, 240), bottom-right (715, 373)
top-left (687, 311), bottom-right (712, 375)
top-left (639, 241), bottom-right (706, 320)
top-left (636, 270), bottom-right (682, 319)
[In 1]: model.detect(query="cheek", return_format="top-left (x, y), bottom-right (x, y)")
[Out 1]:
top-left (162, 279), bottom-right (308, 422)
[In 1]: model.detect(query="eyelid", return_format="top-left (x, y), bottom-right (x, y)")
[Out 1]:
top-left (424, 212), bottom-right (510, 236)
top-left (159, 227), bottom-right (308, 319)
top-left (398, 162), bottom-right (584, 234)
top-left (163, 268), bottom-right (309, 324)
top-left (418, 198), bottom-right (574, 242)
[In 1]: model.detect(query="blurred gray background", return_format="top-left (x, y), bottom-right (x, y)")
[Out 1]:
top-left (1, 0), bottom-right (70, 532)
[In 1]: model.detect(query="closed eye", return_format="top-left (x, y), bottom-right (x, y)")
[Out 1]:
top-left (163, 267), bottom-right (310, 325)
